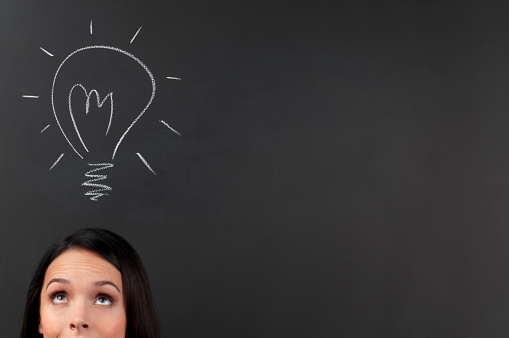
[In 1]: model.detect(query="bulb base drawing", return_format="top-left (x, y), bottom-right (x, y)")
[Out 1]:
top-left (82, 163), bottom-right (114, 201)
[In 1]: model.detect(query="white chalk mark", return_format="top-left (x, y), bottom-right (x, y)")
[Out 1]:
top-left (130, 26), bottom-right (142, 44)
top-left (82, 163), bottom-right (114, 201)
top-left (22, 95), bottom-right (39, 99)
top-left (136, 153), bottom-right (157, 175)
top-left (159, 120), bottom-right (181, 136)
top-left (90, 20), bottom-right (93, 34)
top-left (40, 125), bottom-right (50, 133)
top-left (68, 84), bottom-right (114, 153)
top-left (166, 77), bottom-right (181, 80)
top-left (49, 153), bottom-right (65, 171)
top-left (52, 45), bottom-right (156, 160)
top-left (40, 47), bottom-right (54, 57)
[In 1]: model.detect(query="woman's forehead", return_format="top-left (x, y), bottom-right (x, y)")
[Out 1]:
top-left (44, 249), bottom-right (122, 284)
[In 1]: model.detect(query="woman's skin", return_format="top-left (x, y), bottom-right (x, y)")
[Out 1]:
top-left (38, 249), bottom-right (126, 337)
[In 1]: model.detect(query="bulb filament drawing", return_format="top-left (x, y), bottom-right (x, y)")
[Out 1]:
top-left (68, 84), bottom-right (114, 152)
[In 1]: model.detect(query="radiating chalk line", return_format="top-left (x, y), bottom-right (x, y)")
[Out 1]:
top-left (159, 120), bottom-right (181, 136)
top-left (130, 26), bottom-right (142, 44)
top-left (82, 163), bottom-right (114, 201)
top-left (40, 125), bottom-right (50, 133)
top-left (40, 47), bottom-right (54, 57)
top-left (166, 77), bottom-right (181, 80)
top-left (90, 20), bottom-right (93, 34)
top-left (52, 45), bottom-right (156, 160)
top-left (68, 84), bottom-right (114, 153)
top-left (136, 152), bottom-right (156, 175)
top-left (49, 153), bottom-right (65, 170)
top-left (22, 95), bottom-right (39, 98)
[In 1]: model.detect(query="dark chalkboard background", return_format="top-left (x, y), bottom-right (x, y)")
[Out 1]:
top-left (2, 1), bottom-right (509, 337)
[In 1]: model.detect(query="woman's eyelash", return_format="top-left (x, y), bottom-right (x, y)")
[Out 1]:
top-left (96, 293), bottom-right (114, 304)
top-left (48, 291), bottom-right (67, 302)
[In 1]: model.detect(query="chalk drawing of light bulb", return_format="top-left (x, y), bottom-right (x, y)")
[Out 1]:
top-left (22, 23), bottom-right (183, 201)
top-left (51, 45), bottom-right (158, 200)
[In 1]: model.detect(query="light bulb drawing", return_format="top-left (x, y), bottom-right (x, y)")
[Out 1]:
top-left (23, 22), bottom-right (182, 201)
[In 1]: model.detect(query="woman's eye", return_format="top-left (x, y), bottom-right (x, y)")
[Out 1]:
top-left (51, 293), bottom-right (68, 304)
top-left (95, 295), bottom-right (113, 305)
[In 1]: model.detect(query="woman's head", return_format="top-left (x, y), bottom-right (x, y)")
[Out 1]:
top-left (21, 228), bottom-right (160, 338)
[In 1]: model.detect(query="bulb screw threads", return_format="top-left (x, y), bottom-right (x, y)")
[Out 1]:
top-left (82, 163), bottom-right (114, 201)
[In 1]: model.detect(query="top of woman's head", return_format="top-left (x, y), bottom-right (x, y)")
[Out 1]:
top-left (21, 228), bottom-right (160, 338)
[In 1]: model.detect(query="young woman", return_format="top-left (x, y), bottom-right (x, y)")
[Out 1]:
top-left (20, 228), bottom-right (160, 338)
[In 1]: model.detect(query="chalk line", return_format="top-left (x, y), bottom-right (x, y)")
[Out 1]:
top-left (52, 45), bottom-right (156, 160)
top-left (166, 76), bottom-right (181, 80)
top-left (40, 125), bottom-right (50, 133)
top-left (22, 95), bottom-right (39, 98)
top-left (40, 47), bottom-right (54, 57)
top-left (82, 163), bottom-right (114, 201)
top-left (49, 153), bottom-right (65, 171)
top-left (159, 120), bottom-right (181, 136)
top-left (90, 20), bottom-right (93, 34)
top-left (136, 153), bottom-right (157, 175)
top-left (68, 84), bottom-right (114, 153)
top-left (130, 26), bottom-right (142, 44)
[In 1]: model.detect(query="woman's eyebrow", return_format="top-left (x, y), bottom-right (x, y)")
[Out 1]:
top-left (94, 280), bottom-right (121, 293)
top-left (46, 278), bottom-right (70, 290)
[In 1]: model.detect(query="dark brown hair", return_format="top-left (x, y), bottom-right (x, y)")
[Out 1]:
top-left (20, 228), bottom-right (160, 338)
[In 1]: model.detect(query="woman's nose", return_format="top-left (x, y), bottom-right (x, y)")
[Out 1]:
top-left (70, 319), bottom-right (89, 330)
top-left (69, 304), bottom-right (91, 331)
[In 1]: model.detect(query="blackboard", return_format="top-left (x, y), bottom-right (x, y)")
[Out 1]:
top-left (2, 1), bottom-right (509, 337)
